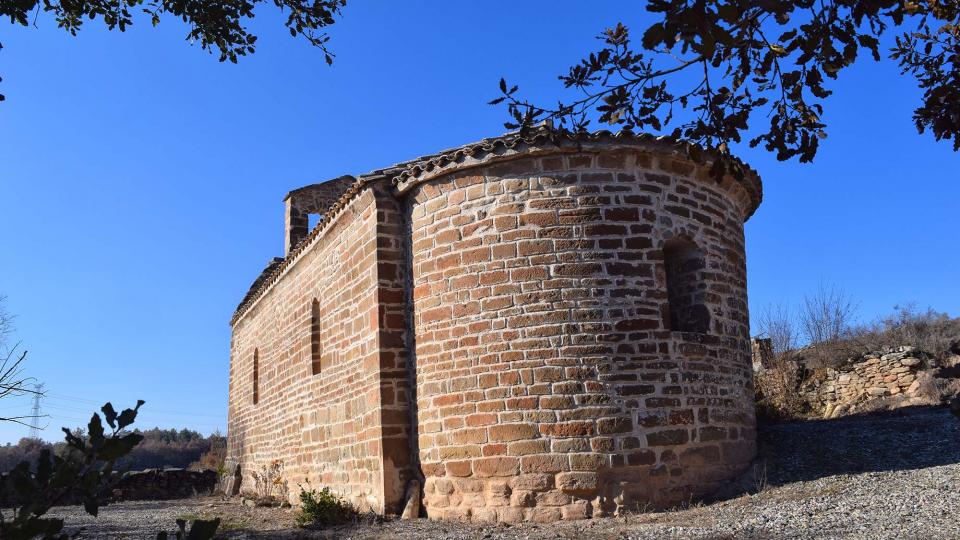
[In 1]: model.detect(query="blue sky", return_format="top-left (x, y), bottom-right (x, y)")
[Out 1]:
top-left (0, 2), bottom-right (956, 444)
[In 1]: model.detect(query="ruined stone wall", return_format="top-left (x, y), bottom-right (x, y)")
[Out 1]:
top-left (820, 347), bottom-right (926, 417)
top-left (402, 148), bottom-right (757, 522)
top-left (284, 176), bottom-right (357, 255)
top-left (228, 182), bottom-right (413, 513)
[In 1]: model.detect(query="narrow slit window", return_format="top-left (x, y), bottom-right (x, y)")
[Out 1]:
top-left (663, 238), bottom-right (711, 334)
top-left (252, 348), bottom-right (259, 405)
top-left (311, 298), bottom-right (322, 375)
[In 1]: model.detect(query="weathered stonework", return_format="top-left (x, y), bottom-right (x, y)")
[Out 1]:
top-left (226, 128), bottom-right (763, 521)
top-left (817, 347), bottom-right (928, 418)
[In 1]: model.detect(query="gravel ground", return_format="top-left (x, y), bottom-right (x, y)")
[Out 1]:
top-left (50, 405), bottom-right (960, 540)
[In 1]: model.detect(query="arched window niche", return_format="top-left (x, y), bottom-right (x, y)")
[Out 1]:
top-left (663, 237), bottom-right (711, 334)
top-left (310, 298), bottom-right (322, 375)
top-left (252, 348), bottom-right (260, 405)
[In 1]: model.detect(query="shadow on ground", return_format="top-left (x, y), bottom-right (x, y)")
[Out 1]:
top-left (51, 406), bottom-right (958, 539)
top-left (756, 404), bottom-right (960, 485)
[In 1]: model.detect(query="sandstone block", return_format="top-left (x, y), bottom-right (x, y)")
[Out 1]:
top-left (445, 460), bottom-right (473, 477)
top-left (521, 454), bottom-right (570, 474)
top-left (561, 500), bottom-right (592, 520)
top-left (647, 429), bottom-right (689, 446)
top-left (569, 453), bottom-right (610, 471)
top-left (455, 478), bottom-right (485, 493)
top-left (489, 423), bottom-right (539, 442)
top-left (474, 457), bottom-right (520, 478)
top-left (529, 507), bottom-right (563, 523)
top-left (535, 491), bottom-right (572, 507)
top-left (511, 473), bottom-right (553, 492)
top-left (510, 490), bottom-right (536, 507)
top-left (497, 507), bottom-right (525, 523)
top-left (556, 472), bottom-right (599, 494)
top-left (434, 478), bottom-right (455, 495)
top-left (472, 507), bottom-right (498, 523)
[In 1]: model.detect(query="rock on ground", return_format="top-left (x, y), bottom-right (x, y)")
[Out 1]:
top-left (48, 405), bottom-right (960, 539)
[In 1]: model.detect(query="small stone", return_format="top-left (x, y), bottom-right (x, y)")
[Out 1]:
top-left (823, 403), bottom-right (836, 419)
top-left (401, 480), bottom-right (421, 519)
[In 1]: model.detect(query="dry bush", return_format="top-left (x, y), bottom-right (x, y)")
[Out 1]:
top-left (850, 303), bottom-right (960, 359)
top-left (190, 444), bottom-right (226, 474)
top-left (799, 284), bottom-right (859, 368)
top-left (754, 305), bottom-right (811, 420)
top-left (753, 291), bottom-right (960, 420)
top-left (252, 459), bottom-right (288, 503)
top-left (754, 358), bottom-right (811, 421)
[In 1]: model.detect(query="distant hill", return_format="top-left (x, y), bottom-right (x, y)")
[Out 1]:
top-left (0, 427), bottom-right (225, 473)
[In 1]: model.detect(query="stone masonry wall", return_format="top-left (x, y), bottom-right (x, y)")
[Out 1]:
top-left (402, 148), bottom-right (757, 522)
top-left (284, 176), bottom-right (356, 255)
top-left (229, 130), bottom-right (763, 523)
top-left (820, 347), bottom-right (926, 418)
top-left (228, 183), bottom-right (413, 513)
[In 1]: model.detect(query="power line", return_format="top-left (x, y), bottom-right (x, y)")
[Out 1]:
top-left (43, 393), bottom-right (226, 418)
top-left (28, 383), bottom-right (44, 440)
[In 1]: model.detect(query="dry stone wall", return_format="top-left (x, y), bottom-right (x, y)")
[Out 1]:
top-left (820, 347), bottom-right (926, 418)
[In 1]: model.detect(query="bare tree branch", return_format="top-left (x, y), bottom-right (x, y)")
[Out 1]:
top-left (800, 283), bottom-right (859, 367)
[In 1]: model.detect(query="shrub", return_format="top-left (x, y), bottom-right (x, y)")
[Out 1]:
top-left (188, 443), bottom-right (226, 473)
top-left (851, 304), bottom-right (960, 359)
top-left (754, 355), bottom-right (813, 422)
top-left (294, 486), bottom-right (356, 528)
top-left (251, 460), bottom-right (287, 503)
